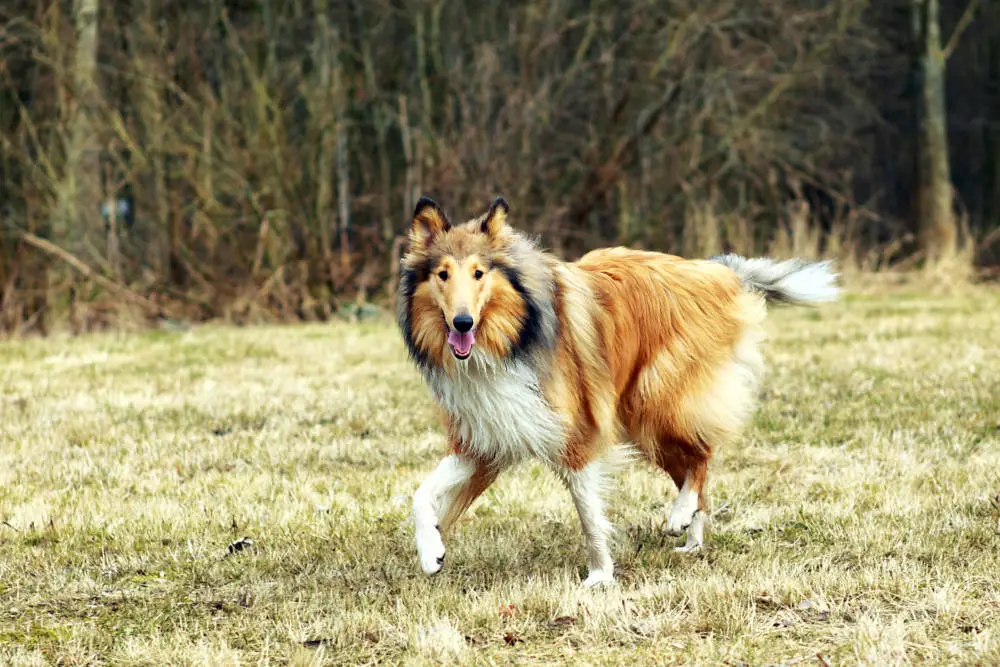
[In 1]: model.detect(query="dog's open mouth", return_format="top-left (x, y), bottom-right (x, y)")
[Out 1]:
top-left (447, 330), bottom-right (475, 360)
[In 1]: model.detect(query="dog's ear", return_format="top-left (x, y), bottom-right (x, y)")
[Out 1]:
top-left (410, 196), bottom-right (450, 248)
top-left (481, 197), bottom-right (509, 238)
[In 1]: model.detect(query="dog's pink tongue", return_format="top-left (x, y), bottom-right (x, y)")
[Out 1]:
top-left (447, 330), bottom-right (475, 356)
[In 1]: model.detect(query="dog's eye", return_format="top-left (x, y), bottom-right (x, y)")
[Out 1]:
top-left (474, 270), bottom-right (484, 280)
top-left (438, 270), bottom-right (448, 281)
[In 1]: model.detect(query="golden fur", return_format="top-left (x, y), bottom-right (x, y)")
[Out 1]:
top-left (399, 196), bottom-right (838, 583)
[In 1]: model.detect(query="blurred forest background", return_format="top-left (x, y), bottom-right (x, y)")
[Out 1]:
top-left (0, 0), bottom-right (998, 333)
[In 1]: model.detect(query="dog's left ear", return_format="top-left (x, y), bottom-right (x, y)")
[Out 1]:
top-left (481, 197), bottom-right (509, 238)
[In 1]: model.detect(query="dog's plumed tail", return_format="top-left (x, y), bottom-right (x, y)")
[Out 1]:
top-left (710, 254), bottom-right (840, 305)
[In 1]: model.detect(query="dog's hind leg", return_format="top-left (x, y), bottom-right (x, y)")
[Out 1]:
top-left (672, 461), bottom-right (711, 553)
top-left (412, 454), bottom-right (499, 576)
top-left (662, 452), bottom-right (712, 553)
top-left (556, 458), bottom-right (615, 587)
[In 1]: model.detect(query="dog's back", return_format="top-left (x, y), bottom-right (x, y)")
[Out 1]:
top-left (571, 247), bottom-right (836, 540)
top-left (574, 248), bottom-right (762, 470)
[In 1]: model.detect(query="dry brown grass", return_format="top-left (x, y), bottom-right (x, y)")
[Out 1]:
top-left (1, 284), bottom-right (999, 665)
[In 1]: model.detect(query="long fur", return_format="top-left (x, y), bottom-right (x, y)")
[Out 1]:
top-left (399, 197), bottom-right (840, 582)
top-left (708, 254), bottom-right (840, 305)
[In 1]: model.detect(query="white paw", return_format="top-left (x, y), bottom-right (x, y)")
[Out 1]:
top-left (666, 488), bottom-right (699, 537)
top-left (674, 511), bottom-right (706, 553)
top-left (581, 568), bottom-right (615, 588)
top-left (665, 507), bottom-right (696, 537)
top-left (416, 525), bottom-right (446, 575)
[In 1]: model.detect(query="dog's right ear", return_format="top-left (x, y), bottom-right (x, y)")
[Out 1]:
top-left (410, 196), bottom-right (450, 249)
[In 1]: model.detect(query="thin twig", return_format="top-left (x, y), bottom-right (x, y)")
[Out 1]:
top-left (942, 0), bottom-right (979, 61)
top-left (976, 226), bottom-right (1000, 253)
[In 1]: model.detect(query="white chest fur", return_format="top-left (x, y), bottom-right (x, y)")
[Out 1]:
top-left (427, 356), bottom-right (566, 464)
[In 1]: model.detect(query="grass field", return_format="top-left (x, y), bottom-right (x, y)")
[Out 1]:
top-left (1, 284), bottom-right (999, 665)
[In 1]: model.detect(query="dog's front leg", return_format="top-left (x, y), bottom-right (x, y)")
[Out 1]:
top-left (558, 459), bottom-right (615, 587)
top-left (412, 453), bottom-right (498, 575)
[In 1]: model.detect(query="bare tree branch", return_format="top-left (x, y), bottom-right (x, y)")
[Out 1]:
top-left (942, 0), bottom-right (979, 61)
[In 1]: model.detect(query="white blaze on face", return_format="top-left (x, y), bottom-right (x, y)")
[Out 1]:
top-left (433, 253), bottom-right (491, 360)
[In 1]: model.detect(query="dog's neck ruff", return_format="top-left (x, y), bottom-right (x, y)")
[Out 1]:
top-left (425, 352), bottom-right (566, 466)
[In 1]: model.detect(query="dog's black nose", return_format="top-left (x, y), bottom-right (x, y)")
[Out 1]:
top-left (453, 314), bottom-right (474, 332)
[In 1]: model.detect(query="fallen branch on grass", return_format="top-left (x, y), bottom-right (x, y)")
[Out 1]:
top-left (20, 232), bottom-right (162, 316)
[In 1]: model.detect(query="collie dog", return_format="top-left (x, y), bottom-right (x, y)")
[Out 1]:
top-left (398, 196), bottom-right (838, 586)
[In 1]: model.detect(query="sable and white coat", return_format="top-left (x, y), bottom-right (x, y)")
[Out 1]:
top-left (398, 196), bottom-right (838, 586)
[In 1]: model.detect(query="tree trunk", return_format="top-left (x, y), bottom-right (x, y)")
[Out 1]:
top-left (49, 0), bottom-right (102, 330)
top-left (56, 0), bottom-right (102, 258)
top-left (313, 0), bottom-right (335, 274)
top-left (333, 26), bottom-right (351, 276)
top-left (914, 0), bottom-right (958, 264)
top-left (354, 0), bottom-right (394, 243)
top-left (133, 0), bottom-right (170, 279)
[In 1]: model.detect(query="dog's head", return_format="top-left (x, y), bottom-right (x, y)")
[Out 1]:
top-left (398, 197), bottom-right (542, 366)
